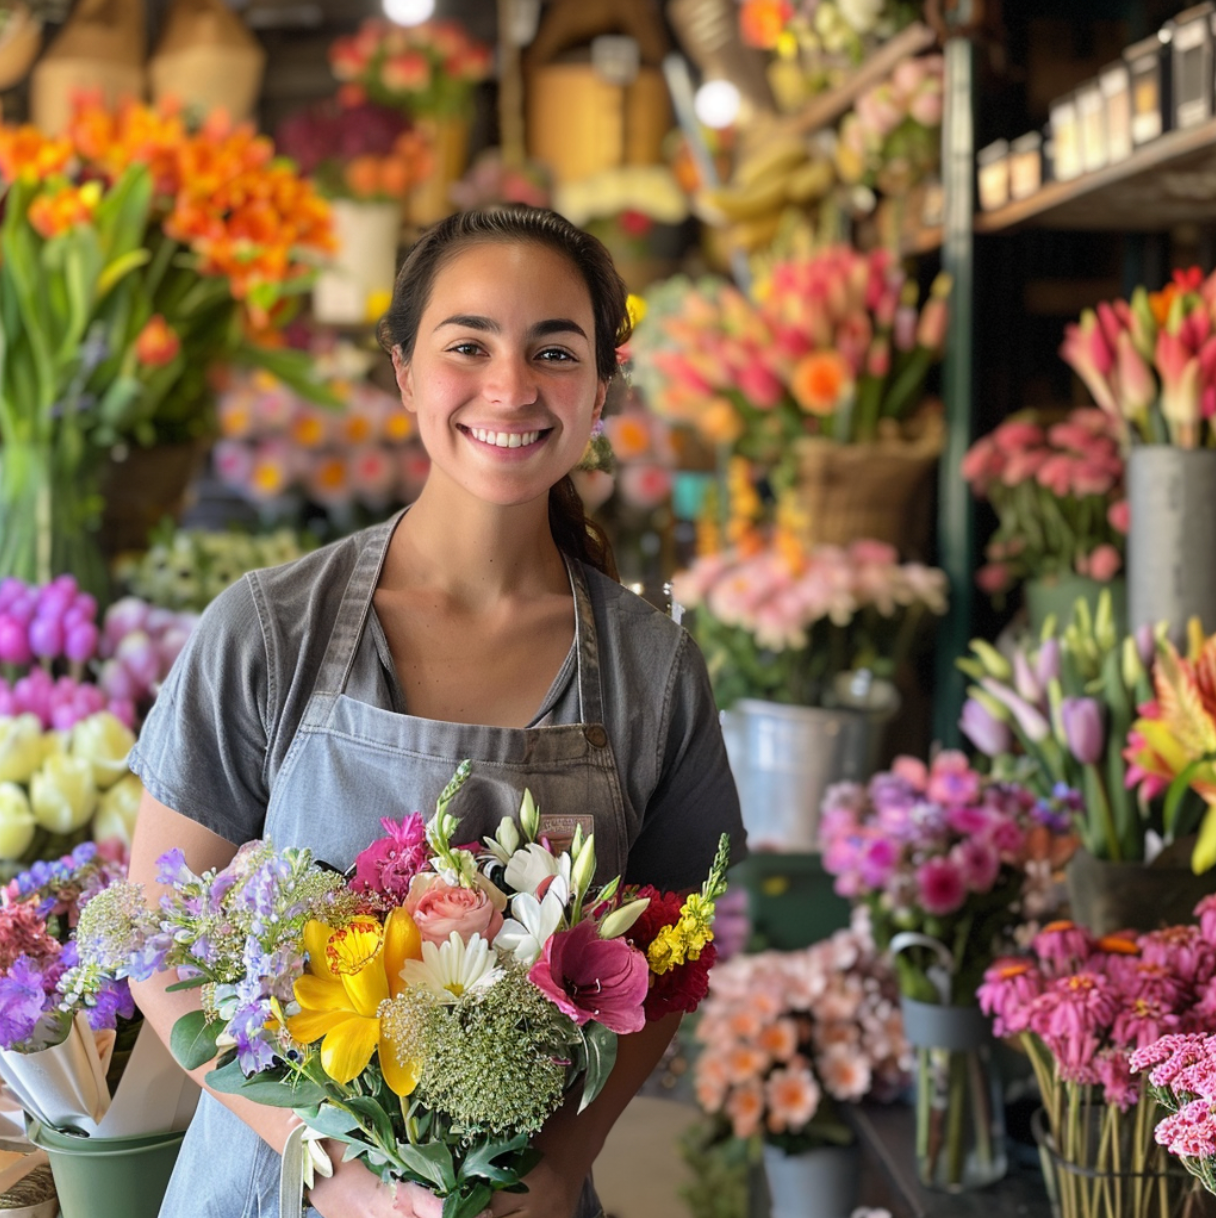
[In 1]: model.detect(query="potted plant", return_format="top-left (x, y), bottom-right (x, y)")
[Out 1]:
top-left (672, 526), bottom-right (947, 850)
top-left (690, 910), bottom-right (911, 1218)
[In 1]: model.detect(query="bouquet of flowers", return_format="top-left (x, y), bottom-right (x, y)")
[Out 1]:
top-left (274, 98), bottom-right (432, 203)
top-left (629, 249), bottom-right (950, 482)
top-left (0, 97), bottom-right (336, 594)
top-left (980, 914), bottom-right (1216, 1218)
top-left (961, 409), bottom-right (1128, 600)
top-left (671, 531), bottom-right (947, 711)
top-left (1060, 265), bottom-right (1216, 449)
top-left (1134, 1017), bottom-right (1216, 1198)
top-left (819, 751), bottom-right (1064, 1005)
top-left (692, 908), bottom-right (911, 1154)
top-left (1124, 623), bottom-right (1216, 873)
top-left (78, 763), bottom-right (731, 1218)
top-left (836, 55), bottom-right (944, 197)
top-left (328, 18), bottom-right (493, 120)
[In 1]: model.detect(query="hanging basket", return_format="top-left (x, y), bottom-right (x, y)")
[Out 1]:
top-left (794, 411), bottom-right (944, 558)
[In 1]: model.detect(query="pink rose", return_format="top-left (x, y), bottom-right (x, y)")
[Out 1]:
top-left (404, 873), bottom-right (506, 946)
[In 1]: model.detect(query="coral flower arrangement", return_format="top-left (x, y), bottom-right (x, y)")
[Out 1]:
top-left (692, 909), bottom-right (911, 1153)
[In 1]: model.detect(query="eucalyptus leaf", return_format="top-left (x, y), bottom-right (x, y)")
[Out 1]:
top-left (168, 1009), bottom-right (222, 1071)
top-left (204, 1059), bottom-right (329, 1108)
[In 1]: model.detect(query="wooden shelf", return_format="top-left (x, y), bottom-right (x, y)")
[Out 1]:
top-left (975, 115), bottom-right (1216, 233)
top-left (789, 22), bottom-right (939, 136)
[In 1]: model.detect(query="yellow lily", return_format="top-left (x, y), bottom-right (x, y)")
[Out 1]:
top-left (285, 907), bottom-right (423, 1095)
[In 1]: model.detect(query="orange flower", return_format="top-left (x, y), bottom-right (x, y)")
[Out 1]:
top-left (344, 155), bottom-right (384, 199)
top-left (27, 180), bottom-right (103, 238)
top-left (134, 315), bottom-right (181, 366)
top-left (383, 410), bottom-right (413, 443)
top-left (698, 396), bottom-right (745, 445)
top-left (790, 349), bottom-right (852, 416)
top-left (739, 0), bottom-right (793, 48)
top-left (0, 126), bottom-right (73, 183)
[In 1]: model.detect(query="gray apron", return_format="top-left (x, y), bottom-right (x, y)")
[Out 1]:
top-left (160, 515), bottom-right (618, 1217)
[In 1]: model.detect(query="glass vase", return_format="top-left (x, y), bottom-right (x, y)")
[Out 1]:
top-left (901, 997), bottom-right (1007, 1191)
top-left (0, 438), bottom-right (108, 599)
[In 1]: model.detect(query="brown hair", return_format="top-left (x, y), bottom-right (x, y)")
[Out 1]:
top-left (377, 206), bottom-right (630, 579)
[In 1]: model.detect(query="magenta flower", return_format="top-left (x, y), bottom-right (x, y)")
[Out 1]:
top-left (1111, 996), bottom-right (1180, 1053)
top-left (1030, 973), bottom-right (1119, 1075)
top-left (951, 837), bottom-right (1001, 894)
top-left (978, 958), bottom-right (1044, 1037)
top-left (1196, 894), bottom-right (1216, 943)
top-left (925, 751), bottom-right (981, 806)
top-left (959, 698), bottom-right (1011, 757)
top-left (858, 836), bottom-right (899, 890)
top-left (528, 919), bottom-right (649, 1034)
top-left (1131, 1033), bottom-right (1214, 1086)
top-left (1060, 697), bottom-right (1105, 766)
top-left (1095, 1048), bottom-right (1140, 1111)
top-left (1140, 926), bottom-right (1215, 988)
top-left (915, 856), bottom-right (965, 916)
top-left (350, 813), bottom-right (430, 905)
top-left (1032, 921), bottom-right (1095, 977)
top-left (1156, 1100), bottom-right (1216, 1158)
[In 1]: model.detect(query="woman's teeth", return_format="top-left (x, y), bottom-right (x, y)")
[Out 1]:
top-left (470, 428), bottom-right (541, 448)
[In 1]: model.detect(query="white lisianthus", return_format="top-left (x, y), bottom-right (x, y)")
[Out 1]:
top-left (504, 842), bottom-right (571, 897)
top-left (92, 773), bottom-right (144, 846)
top-left (30, 755), bottom-right (98, 833)
top-left (401, 932), bottom-right (503, 1004)
top-left (0, 714), bottom-right (46, 784)
top-left (71, 711), bottom-right (136, 789)
top-left (0, 782), bottom-right (36, 860)
top-left (494, 875), bottom-right (570, 966)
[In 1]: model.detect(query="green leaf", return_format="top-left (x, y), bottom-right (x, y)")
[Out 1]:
top-left (442, 1182), bottom-right (495, 1218)
top-left (578, 1022), bottom-right (618, 1113)
top-left (233, 342), bottom-right (344, 408)
top-left (97, 248), bottom-right (151, 300)
top-left (460, 1132), bottom-right (530, 1185)
top-left (169, 1010), bottom-right (222, 1071)
top-left (340, 1094), bottom-right (396, 1149)
top-left (164, 976), bottom-right (207, 993)
top-left (300, 1105), bottom-right (360, 1140)
top-left (204, 1059), bottom-right (329, 1108)
top-left (395, 1141), bottom-right (457, 1193)
top-left (1164, 755), bottom-right (1216, 838)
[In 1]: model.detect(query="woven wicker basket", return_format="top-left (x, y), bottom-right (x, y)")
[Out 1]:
top-left (794, 410), bottom-right (944, 558)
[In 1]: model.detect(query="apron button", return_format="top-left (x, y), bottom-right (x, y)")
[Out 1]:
top-left (585, 725), bottom-right (608, 748)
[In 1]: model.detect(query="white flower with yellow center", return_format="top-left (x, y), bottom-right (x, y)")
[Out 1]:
top-left (401, 932), bottom-right (503, 1004)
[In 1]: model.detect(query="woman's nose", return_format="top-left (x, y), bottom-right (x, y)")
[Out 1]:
top-left (484, 353), bottom-right (538, 406)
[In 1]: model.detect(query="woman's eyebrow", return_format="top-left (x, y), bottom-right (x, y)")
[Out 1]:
top-left (434, 314), bottom-right (588, 340)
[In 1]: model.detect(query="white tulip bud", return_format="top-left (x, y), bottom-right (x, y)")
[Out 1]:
top-left (0, 715), bottom-right (46, 784)
top-left (0, 782), bottom-right (36, 860)
top-left (30, 755), bottom-right (98, 833)
top-left (71, 711), bottom-right (136, 790)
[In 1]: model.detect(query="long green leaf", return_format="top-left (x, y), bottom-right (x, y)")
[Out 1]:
top-left (461, 1133), bottom-right (530, 1185)
top-left (168, 1009), bottom-right (222, 1070)
top-left (204, 1059), bottom-right (329, 1108)
top-left (300, 1105), bottom-right (359, 1140)
top-left (578, 1022), bottom-right (618, 1113)
top-left (93, 164), bottom-right (153, 262)
top-left (394, 1141), bottom-right (456, 1193)
top-left (1164, 754), bottom-right (1216, 837)
top-left (442, 1183), bottom-right (495, 1218)
top-left (97, 248), bottom-right (151, 300)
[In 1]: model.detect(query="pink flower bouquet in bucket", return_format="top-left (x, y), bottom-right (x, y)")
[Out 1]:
top-left (980, 912), bottom-right (1216, 1218)
top-left (961, 408), bottom-right (1127, 604)
top-left (76, 762), bottom-right (732, 1218)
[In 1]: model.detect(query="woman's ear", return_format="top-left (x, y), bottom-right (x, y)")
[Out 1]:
top-left (390, 346), bottom-right (415, 412)
top-left (592, 379), bottom-right (608, 427)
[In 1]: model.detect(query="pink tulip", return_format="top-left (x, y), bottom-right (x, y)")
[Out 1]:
top-left (1086, 544), bottom-right (1123, 582)
top-left (1156, 331), bottom-right (1202, 445)
top-left (1108, 499), bottom-right (1130, 533)
top-left (1061, 312), bottom-right (1119, 416)
top-left (1113, 330), bottom-right (1156, 421)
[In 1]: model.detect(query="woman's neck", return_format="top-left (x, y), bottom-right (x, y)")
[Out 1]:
top-left (387, 480), bottom-right (568, 607)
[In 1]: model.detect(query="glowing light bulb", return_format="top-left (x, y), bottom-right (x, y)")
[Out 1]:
top-left (693, 79), bottom-right (741, 129)
top-left (384, 0), bottom-right (435, 25)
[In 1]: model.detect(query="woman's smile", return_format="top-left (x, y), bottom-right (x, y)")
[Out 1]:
top-left (460, 425), bottom-right (551, 452)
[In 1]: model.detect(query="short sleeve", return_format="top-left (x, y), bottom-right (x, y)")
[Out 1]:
top-left (623, 631), bottom-right (747, 891)
top-left (127, 576), bottom-right (273, 844)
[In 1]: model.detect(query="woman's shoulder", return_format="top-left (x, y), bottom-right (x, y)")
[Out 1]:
top-left (580, 564), bottom-right (685, 644)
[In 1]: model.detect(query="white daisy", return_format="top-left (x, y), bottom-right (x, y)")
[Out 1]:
top-left (494, 876), bottom-right (570, 967)
top-left (504, 843), bottom-right (571, 897)
top-left (401, 932), bottom-right (503, 1004)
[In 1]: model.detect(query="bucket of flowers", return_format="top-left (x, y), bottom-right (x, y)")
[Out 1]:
top-left (980, 915), bottom-right (1216, 1218)
top-left (690, 908), bottom-right (911, 1218)
top-left (819, 750), bottom-right (1070, 1191)
top-left (75, 762), bottom-right (733, 1218)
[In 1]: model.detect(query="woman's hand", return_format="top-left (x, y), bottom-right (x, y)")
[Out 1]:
top-left (308, 1158), bottom-right (491, 1218)
top-left (484, 1157), bottom-right (585, 1218)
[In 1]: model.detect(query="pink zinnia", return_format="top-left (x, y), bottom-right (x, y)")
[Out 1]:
top-left (528, 919), bottom-right (649, 1034)
top-left (925, 751), bottom-right (981, 806)
top-left (951, 837), bottom-right (1001, 894)
top-left (1111, 996), bottom-right (1180, 1052)
top-left (350, 813), bottom-right (429, 906)
top-left (1033, 921), bottom-right (1095, 977)
top-left (915, 856), bottom-right (965, 916)
top-left (1095, 1048), bottom-right (1141, 1111)
top-left (1140, 926), bottom-right (1215, 987)
top-left (1031, 973), bottom-right (1119, 1073)
top-left (978, 958), bottom-right (1044, 1037)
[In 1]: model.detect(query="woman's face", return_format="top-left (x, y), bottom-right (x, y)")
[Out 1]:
top-left (393, 240), bottom-right (607, 509)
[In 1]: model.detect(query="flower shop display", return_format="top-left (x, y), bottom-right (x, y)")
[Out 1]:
top-left (328, 17), bottom-right (493, 224)
top-left (78, 762), bottom-right (732, 1218)
top-left (630, 249), bottom-right (950, 554)
top-left (980, 914), bottom-right (1216, 1218)
top-left (0, 842), bottom-right (198, 1218)
top-left (275, 99), bottom-right (431, 324)
top-left (1060, 267), bottom-right (1216, 640)
top-left (0, 98), bottom-right (336, 596)
top-left (672, 528), bottom-right (946, 850)
top-left (448, 148), bottom-right (553, 212)
top-left (961, 408), bottom-right (1128, 622)
top-left (692, 908), bottom-right (911, 1218)
top-left (957, 593), bottom-right (1216, 928)
top-left (211, 361), bottom-right (427, 532)
top-left (113, 528), bottom-right (311, 615)
top-left (820, 751), bottom-right (1067, 1189)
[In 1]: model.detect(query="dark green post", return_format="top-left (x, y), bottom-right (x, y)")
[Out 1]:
top-left (932, 27), bottom-right (977, 748)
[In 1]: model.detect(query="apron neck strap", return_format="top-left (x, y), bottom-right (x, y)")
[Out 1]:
top-left (566, 554), bottom-right (606, 727)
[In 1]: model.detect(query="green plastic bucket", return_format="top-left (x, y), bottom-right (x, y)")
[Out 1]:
top-left (26, 1120), bottom-right (184, 1218)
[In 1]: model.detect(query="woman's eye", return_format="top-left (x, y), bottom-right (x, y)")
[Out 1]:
top-left (537, 348), bottom-right (575, 362)
top-left (449, 342), bottom-right (484, 356)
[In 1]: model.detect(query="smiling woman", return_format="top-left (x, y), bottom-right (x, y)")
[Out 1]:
top-left (124, 205), bottom-right (746, 1218)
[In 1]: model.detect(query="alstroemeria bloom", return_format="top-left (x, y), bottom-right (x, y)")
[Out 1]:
top-left (285, 908), bottom-right (422, 1095)
top-left (528, 919), bottom-right (648, 1034)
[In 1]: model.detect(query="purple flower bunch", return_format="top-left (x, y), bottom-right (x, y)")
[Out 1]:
top-left (0, 575), bottom-right (99, 669)
top-left (0, 841), bottom-right (131, 1053)
top-left (820, 752), bottom-right (1063, 1003)
top-left (980, 908), bottom-right (1216, 1215)
top-left (1134, 1032), bottom-right (1216, 1194)
top-left (93, 597), bottom-right (197, 718)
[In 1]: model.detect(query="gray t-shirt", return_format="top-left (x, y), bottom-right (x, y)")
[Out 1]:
top-left (130, 527), bottom-right (746, 892)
